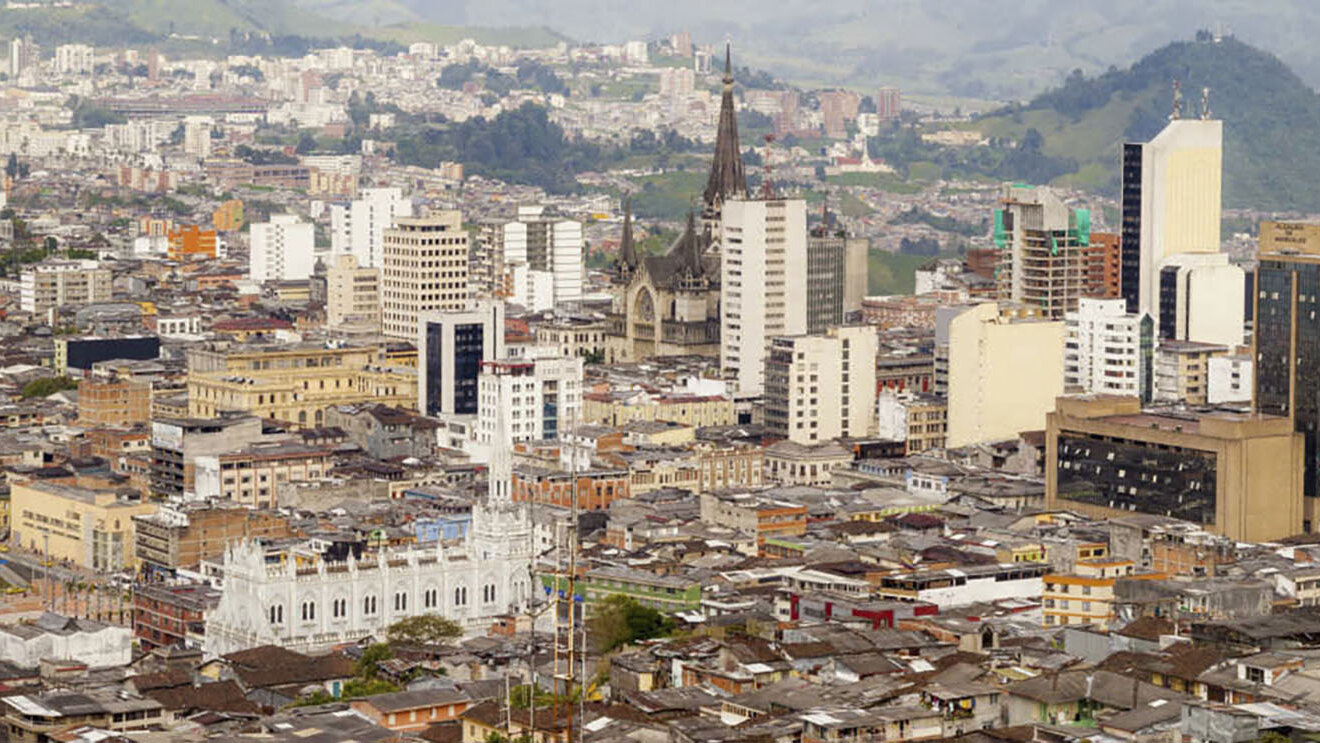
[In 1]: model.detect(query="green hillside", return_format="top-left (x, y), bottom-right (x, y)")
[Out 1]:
top-left (970, 35), bottom-right (1320, 210)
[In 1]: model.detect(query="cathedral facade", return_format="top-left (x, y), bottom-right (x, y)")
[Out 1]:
top-left (605, 44), bottom-right (747, 364)
top-left (205, 413), bottom-right (532, 656)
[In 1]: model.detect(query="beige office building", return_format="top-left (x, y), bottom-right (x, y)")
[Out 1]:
top-left (381, 212), bottom-right (470, 339)
top-left (20, 261), bottom-right (113, 315)
top-left (945, 302), bottom-right (1064, 448)
top-left (325, 253), bottom-right (381, 330)
top-left (10, 481), bottom-right (156, 571)
top-left (764, 325), bottom-right (878, 444)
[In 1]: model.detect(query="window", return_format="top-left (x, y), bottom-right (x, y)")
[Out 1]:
top-left (301, 601), bottom-right (316, 621)
top-left (394, 592), bottom-right (408, 611)
top-left (363, 595), bottom-right (378, 615)
top-left (332, 598), bottom-right (346, 618)
top-left (424, 589), bottom-right (438, 609)
top-left (455, 586), bottom-right (468, 606)
top-left (269, 604), bottom-right (284, 624)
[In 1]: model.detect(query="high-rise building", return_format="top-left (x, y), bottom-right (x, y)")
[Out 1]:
top-left (500, 205), bottom-right (583, 308)
top-left (325, 254), bottom-right (381, 330)
top-left (877, 87), bottom-right (901, 120)
top-left (249, 214), bottom-right (315, 283)
top-left (944, 302), bottom-right (1065, 448)
top-left (818, 90), bottom-right (861, 139)
top-left (1064, 298), bottom-right (1153, 401)
top-left (54, 44), bottom-right (94, 75)
top-left (1082, 232), bottom-right (1122, 299)
top-left (182, 116), bottom-right (213, 159)
top-left (1046, 394), bottom-right (1302, 542)
top-left (702, 43), bottom-right (748, 237)
top-left (1154, 252), bottom-right (1245, 347)
top-left (8, 37), bottom-right (37, 79)
top-left (477, 355), bottom-right (583, 446)
top-left (764, 326), bottom-right (877, 444)
top-left (806, 216), bottom-right (869, 334)
top-left (994, 184), bottom-right (1092, 320)
top-left (1120, 117), bottom-right (1223, 327)
top-left (381, 212), bottom-right (470, 340)
top-left (20, 261), bottom-right (113, 315)
top-left (720, 197), bottom-right (808, 396)
top-left (419, 302), bottom-right (505, 417)
top-left (1253, 221), bottom-right (1320, 530)
top-left (331, 187), bottom-right (412, 268)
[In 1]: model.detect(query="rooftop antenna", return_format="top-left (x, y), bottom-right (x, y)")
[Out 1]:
top-left (1170, 79), bottom-right (1182, 121)
top-left (1200, 87), bottom-right (1211, 120)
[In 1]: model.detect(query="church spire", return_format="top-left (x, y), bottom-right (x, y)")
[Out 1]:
top-left (618, 197), bottom-right (638, 274)
top-left (703, 40), bottom-right (747, 213)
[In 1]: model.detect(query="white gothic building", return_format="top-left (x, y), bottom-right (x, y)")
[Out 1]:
top-left (204, 409), bottom-right (532, 656)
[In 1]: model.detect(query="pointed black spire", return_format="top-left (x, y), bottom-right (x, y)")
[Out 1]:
top-left (618, 197), bottom-right (638, 273)
top-left (676, 208), bottom-right (705, 278)
top-left (704, 41), bottom-right (747, 213)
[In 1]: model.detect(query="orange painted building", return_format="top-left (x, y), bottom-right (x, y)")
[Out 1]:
top-left (212, 199), bottom-right (245, 231)
top-left (1083, 231), bottom-right (1121, 300)
top-left (351, 689), bottom-right (471, 732)
top-left (511, 468), bottom-right (631, 510)
top-left (168, 225), bottom-right (217, 261)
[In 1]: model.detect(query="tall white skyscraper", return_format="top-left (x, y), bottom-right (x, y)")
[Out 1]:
top-left (1064, 297), bottom-right (1152, 401)
top-left (502, 206), bottom-right (583, 308)
top-left (720, 197), bottom-right (808, 396)
top-left (478, 352), bottom-right (583, 447)
top-left (54, 44), bottom-right (94, 75)
top-left (381, 212), bottom-right (470, 340)
top-left (1120, 118), bottom-right (1222, 326)
top-left (331, 187), bottom-right (413, 269)
top-left (249, 215), bottom-right (316, 283)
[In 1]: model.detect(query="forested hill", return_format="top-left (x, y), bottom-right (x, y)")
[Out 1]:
top-left (973, 35), bottom-right (1320, 210)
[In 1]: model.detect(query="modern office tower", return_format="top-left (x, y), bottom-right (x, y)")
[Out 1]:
top-left (877, 86), bottom-right (902, 120)
top-left (720, 197), bottom-right (808, 396)
top-left (477, 354), bottom-right (583, 446)
top-left (249, 214), bottom-right (315, 283)
top-left (501, 205), bottom-right (583, 308)
top-left (702, 43), bottom-right (748, 236)
top-left (419, 302), bottom-right (505, 417)
top-left (1064, 298), bottom-right (1153, 401)
top-left (1154, 252), bottom-right (1245, 347)
top-left (325, 254), bottom-right (381, 329)
top-left (1254, 221), bottom-right (1320, 531)
top-left (994, 184), bottom-right (1092, 320)
top-left (20, 261), bottom-right (112, 314)
top-left (1046, 395), bottom-right (1303, 542)
top-left (806, 217), bottom-right (869, 333)
top-left (54, 44), bottom-right (94, 75)
top-left (1120, 117), bottom-right (1223, 326)
top-left (330, 187), bottom-right (412, 268)
top-left (944, 302), bottom-right (1065, 448)
top-left (764, 326), bottom-right (878, 445)
top-left (381, 212), bottom-right (470, 340)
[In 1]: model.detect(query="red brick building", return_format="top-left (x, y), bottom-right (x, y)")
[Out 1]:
top-left (133, 582), bottom-right (221, 651)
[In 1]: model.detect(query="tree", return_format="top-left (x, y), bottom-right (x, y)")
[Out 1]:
top-left (386, 614), bottom-right (462, 648)
top-left (5, 154), bottom-right (18, 180)
top-left (354, 642), bottom-right (393, 679)
top-left (21, 377), bottom-right (77, 400)
top-left (589, 594), bottom-right (674, 653)
top-left (296, 132), bottom-right (318, 155)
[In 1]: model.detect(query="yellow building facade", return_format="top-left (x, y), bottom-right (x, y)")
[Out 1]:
top-left (10, 481), bottom-right (156, 571)
top-left (186, 343), bottom-right (416, 427)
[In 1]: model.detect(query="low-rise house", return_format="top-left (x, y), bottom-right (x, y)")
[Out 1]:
top-left (351, 688), bottom-right (472, 732)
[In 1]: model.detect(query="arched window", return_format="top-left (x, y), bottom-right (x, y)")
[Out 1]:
top-left (269, 604), bottom-right (283, 624)
top-left (363, 595), bottom-right (377, 615)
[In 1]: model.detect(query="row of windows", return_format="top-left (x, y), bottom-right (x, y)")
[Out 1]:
top-left (268, 585), bottom-right (498, 625)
